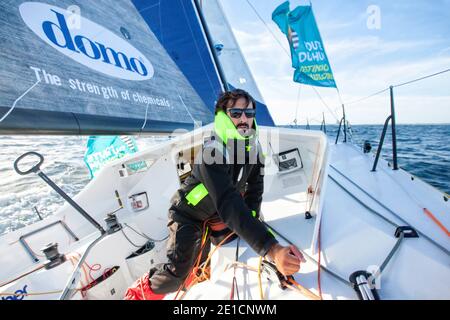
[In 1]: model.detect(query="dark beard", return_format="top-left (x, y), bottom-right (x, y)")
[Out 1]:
top-left (237, 124), bottom-right (249, 132)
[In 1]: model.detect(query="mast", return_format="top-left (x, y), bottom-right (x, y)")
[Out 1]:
top-left (199, 0), bottom-right (276, 126)
top-left (310, 2), bottom-right (347, 140)
top-left (193, 0), bottom-right (229, 92)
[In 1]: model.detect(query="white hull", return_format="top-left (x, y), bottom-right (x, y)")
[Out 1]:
top-left (1, 126), bottom-right (449, 300)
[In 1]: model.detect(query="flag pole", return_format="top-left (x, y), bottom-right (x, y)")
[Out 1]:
top-left (309, 1), bottom-right (347, 142)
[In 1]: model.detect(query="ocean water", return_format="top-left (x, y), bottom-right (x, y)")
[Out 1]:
top-left (325, 124), bottom-right (450, 195)
top-left (0, 135), bottom-right (164, 236)
top-left (0, 124), bottom-right (449, 236)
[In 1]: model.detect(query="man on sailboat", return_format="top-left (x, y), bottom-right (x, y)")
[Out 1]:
top-left (124, 89), bottom-right (304, 300)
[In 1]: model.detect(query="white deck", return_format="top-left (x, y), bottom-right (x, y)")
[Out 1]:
top-left (1, 130), bottom-right (449, 300)
top-left (168, 140), bottom-right (450, 300)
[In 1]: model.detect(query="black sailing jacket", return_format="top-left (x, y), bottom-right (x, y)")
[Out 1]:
top-left (169, 112), bottom-right (278, 257)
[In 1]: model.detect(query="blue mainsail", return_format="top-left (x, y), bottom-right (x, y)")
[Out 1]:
top-left (0, 0), bottom-right (213, 134)
top-left (135, 0), bottom-right (275, 126)
top-left (0, 0), bottom-right (276, 134)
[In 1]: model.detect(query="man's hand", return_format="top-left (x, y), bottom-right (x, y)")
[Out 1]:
top-left (266, 243), bottom-right (305, 276)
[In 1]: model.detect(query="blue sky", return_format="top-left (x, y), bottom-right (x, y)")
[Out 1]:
top-left (220, 0), bottom-right (450, 124)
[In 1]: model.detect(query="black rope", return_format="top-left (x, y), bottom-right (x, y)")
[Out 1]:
top-left (123, 223), bottom-right (169, 242)
top-left (328, 174), bottom-right (399, 229)
top-left (329, 164), bottom-right (450, 256)
top-left (261, 220), bottom-right (352, 287)
top-left (379, 233), bottom-right (404, 274)
top-left (366, 233), bottom-right (405, 290)
top-left (121, 228), bottom-right (143, 248)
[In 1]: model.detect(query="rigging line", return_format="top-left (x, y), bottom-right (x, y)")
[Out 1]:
top-left (329, 173), bottom-right (398, 227)
top-left (356, 146), bottom-right (449, 237)
top-left (376, 160), bottom-right (426, 209)
top-left (329, 164), bottom-right (450, 256)
top-left (178, 94), bottom-right (198, 127)
top-left (393, 68), bottom-right (450, 88)
top-left (309, 117), bottom-right (323, 123)
top-left (293, 85), bottom-right (302, 125)
top-left (123, 223), bottom-right (169, 242)
top-left (0, 290), bottom-right (63, 297)
top-left (341, 67), bottom-right (450, 107)
top-left (140, 101), bottom-right (150, 132)
top-left (306, 109), bottom-right (331, 125)
top-left (138, 80), bottom-right (157, 135)
top-left (231, 237), bottom-right (241, 300)
top-left (317, 221), bottom-right (323, 299)
top-left (343, 87), bottom-right (390, 106)
top-left (135, 2), bottom-right (164, 52)
top-left (311, 86), bottom-right (339, 121)
top-left (257, 256), bottom-right (264, 300)
top-left (379, 232), bottom-right (404, 274)
top-left (180, 0), bottom-right (216, 95)
top-left (245, 0), bottom-right (291, 58)
top-left (336, 87), bottom-right (344, 105)
top-left (0, 79), bottom-right (41, 123)
top-left (60, 233), bottom-right (106, 300)
top-left (246, 0), bottom-right (340, 125)
top-left (121, 228), bottom-right (144, 248)
top-left (135, 2), bottom-right (160, 13)
top-left (260, 220), bottom-right (352, 287)
top-left (158, 0), bottom-right (163, 45)
top-left (0, 264), bottom-right (45, 288)
top-left (284, 278), bottom-right (321, 300)
top-left (313, 171), bottom-right (415, 286)
top-left (362, 233), bottom-right (405, 292)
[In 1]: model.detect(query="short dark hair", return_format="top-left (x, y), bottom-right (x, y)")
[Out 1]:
top-left (214, 89), bottom-right (256, 114)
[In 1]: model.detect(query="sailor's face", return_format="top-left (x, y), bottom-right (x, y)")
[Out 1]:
top-left (226, 98), bottom-right (254, 135)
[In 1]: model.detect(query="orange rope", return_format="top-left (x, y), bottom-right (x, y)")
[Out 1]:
top-left (175, 230), bottom-right (236, 300)
top-left (423, 208), bottom-right (450, 237)
top-left (224, 261), bottom-right (258, 273)
top-left (174, 220), bottom-right (210, 300)
top-left (0, 290), bottom-right (62, 297)
top-left (198, 232), bottom-right (236, 279)
top-left (285, 278), bottom-right (321, 300)
top-left (307, 142), bottom-right (322, 206)
top-left (257, 256), bottom-right (264, 300)
top-left (67, 253), bottom-right (90, 289)
top-left (317, 221), bottom-right (323, 300)
top-left (0, 264), bottom-right (44, 288)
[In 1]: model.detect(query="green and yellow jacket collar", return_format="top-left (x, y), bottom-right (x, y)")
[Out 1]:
top-left (214, 110), bottom-right (258, 144)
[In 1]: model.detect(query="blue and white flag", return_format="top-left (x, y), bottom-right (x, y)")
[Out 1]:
top-left (272, 1), bottom-right (336, 88)
top-left (84, 136), bottom-right (140, 178)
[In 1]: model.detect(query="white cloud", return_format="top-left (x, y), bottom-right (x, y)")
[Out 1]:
top-left (326, 36), bottom-right (442, 59)
top-left (346, 95), bottom-right (450, 125)
top-left (230, 27), bottom-right (450, 124)
top-left (336, 56), bottom-right (450, 97)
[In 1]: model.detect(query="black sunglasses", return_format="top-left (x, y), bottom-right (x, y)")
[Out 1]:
top-left (227, 108), bottom-right (256, 119)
